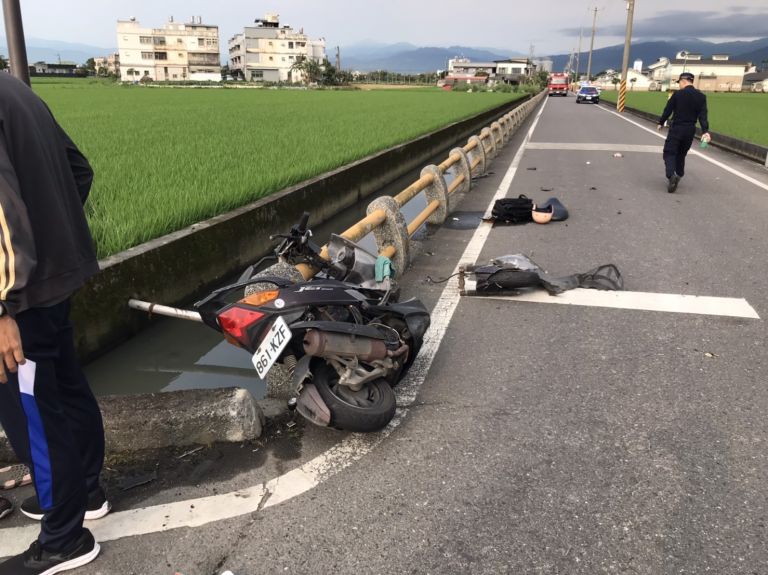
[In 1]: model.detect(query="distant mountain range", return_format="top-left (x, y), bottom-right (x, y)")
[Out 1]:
top-left (340, 43), bottom-right (524, 73)
top-left (0, 37), bottom-right (115, 65)
top-left (549, 37), bottom-right (768, 74)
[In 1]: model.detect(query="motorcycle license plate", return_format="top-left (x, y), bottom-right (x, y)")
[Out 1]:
top-left (251, 315), bottom-right (292, 379)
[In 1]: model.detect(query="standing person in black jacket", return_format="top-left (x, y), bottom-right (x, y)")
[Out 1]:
top-left (657, 72), bottom-right (711, 193)
top-left (0, 73), bottom-right (109, 573)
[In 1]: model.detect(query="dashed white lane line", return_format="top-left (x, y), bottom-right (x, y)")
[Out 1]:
top-left (0, 98), bottom-right (551, 559)
top-left (596, 104), bottom-right (768, 193)
top-left (526, 142), bottom-right (662, 153)
top-left (477, 288), bottom-right (760, 319)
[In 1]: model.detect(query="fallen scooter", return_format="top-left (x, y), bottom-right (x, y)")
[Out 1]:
top-left (194, 213), bottom-right (430, 432)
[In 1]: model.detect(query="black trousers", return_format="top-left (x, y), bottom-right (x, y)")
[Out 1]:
top-left (0, 299), bottom-right (104, 552)
top-left (663, 124), bottom-right (696, 179)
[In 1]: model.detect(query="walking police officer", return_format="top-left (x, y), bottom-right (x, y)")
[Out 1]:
top-left (657, 72), bottom-right (711, 193)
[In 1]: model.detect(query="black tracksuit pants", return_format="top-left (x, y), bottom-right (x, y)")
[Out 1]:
top-left (0, 299), bottom-right (104, 552)
top-left (663, 123), bottom-right (696, 179)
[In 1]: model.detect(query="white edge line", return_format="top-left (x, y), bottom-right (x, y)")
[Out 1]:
top-left (0, 95), bottom-right (550, 559)
top-left (596, 104), bottom-right (768, 192)
top-left (479, 288), bottom-right (760, 319)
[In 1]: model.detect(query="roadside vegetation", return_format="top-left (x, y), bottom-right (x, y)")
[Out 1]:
top-left (33, 79), bottom-right (524, 257)
top-left (600, 91), bottom-right (768, 147)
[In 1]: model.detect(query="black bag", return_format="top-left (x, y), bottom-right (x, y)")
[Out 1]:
top-left (491, 195), bottom-right (533, 224)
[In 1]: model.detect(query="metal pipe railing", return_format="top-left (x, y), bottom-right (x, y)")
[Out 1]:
top-left (407, 199), bottom-right (441, 237)
top-left (128, 299), bottom-right (203, 322)
top-left (291, 91), bottom-right (546, 280)
top-left (438, 153), bottom-right (461, 174)
top-left (447, 174), bottom-right (466, 195)
top-left (393, 173), bottom-right (434, 207)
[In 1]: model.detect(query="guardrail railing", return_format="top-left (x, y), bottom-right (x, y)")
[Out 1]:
top-left (295, 90), bottom-right (547, 279)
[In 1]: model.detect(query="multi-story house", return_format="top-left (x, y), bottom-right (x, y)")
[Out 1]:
top-left (117, 16), bottom-right (221, 82)
top-left (648, 52), bottom-right (749, 92)
top-left (228, 13), bottom-right (326, 83)
top-left (94, 53), bottom-right (120, 76)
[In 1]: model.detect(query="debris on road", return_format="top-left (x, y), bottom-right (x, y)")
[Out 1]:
top-left (118, 465), bottom-right (159, 491)
top-left (459, 255), bottom-right (623, 296)
top-left (527, 166), bottom-right (537, 170)
top-left (613, 153), bottom-right (623, 158)
top-left (176, 446), bottom-right (204, 460)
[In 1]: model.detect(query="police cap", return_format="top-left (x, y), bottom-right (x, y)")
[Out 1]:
top-left (677, 72), bottom-right (695, 82)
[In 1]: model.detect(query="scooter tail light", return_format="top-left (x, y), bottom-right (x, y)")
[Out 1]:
top-left (217, 306), bottom-right (265, 347)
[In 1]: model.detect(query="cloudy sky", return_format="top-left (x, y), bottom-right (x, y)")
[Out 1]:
top-left (4, 0), bottom-right (768, 55)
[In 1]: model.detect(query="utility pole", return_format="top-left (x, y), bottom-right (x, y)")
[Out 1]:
top-left (586, 6), bottom-right (599, 81)
top-left (2, 0), bottom-right (31, 85)
top-left (618, 0), bottom-right (636, 112)
top-left (575, 25), bottom-right (583, 84)
top-left (528, 43), bottom-right (535, 79)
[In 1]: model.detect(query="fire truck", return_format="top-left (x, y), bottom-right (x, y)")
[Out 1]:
top-left (547, 73), bottom-right (569, 96)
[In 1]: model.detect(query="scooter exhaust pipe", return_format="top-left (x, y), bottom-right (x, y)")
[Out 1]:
top-left (303, 329), bottom-right (388, 362)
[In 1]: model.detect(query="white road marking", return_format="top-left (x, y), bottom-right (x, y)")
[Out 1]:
top-left (596, 105), bottom-right (768, 193)
top-left (477, 288), bottom-right (760, 319)
top-left (0, 96), bottom-right (551, 559)
top-left (526, 142), bottom-right (662, 153)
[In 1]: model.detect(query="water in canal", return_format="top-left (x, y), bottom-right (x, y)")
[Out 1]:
top-left (85, 160), bottom-right (458, 398)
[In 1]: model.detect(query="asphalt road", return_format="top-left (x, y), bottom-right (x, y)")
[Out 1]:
top-left (3, 93), bottom-right (768, 575)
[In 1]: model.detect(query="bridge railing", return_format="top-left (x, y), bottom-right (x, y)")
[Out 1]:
top-left (295, 90), bottom-right (547, 279)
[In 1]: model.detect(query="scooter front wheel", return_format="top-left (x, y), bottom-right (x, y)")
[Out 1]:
top-left (312, 361), bottom-right (396, 432)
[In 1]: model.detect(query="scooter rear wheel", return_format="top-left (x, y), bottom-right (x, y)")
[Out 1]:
top-left (312, 361), bottom-right (396, 432)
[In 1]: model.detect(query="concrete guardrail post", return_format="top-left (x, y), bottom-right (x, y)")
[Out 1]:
top-left (449, 147), bottom-right (473, 196)
top-left (467, 135), bottom-right (487, 176)
top-left (501, 114), bottom-right (512, 142)
top-left (367, 196), bottom-right (410, 277)
top-left (491, 121), bottom-right (504, 151)
top-left (420, 164), bottom-right (450, 221)
top-left (480, 127), bottom-right (496, 159)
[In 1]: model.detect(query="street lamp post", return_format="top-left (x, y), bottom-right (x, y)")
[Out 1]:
top-left (617, 0), bottom-right (635, 112)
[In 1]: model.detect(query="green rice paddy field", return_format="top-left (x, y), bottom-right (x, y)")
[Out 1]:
top-left (32, 79), bottom-right (524, 257)
top-left (600, 91), bottom-right (768, 147)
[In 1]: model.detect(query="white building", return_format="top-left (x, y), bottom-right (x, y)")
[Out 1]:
top-left (117, 16), bottom-right (221, 82)
top-left (228, 13), bottom-right (326, 83)
top-left (647, 52), bottom-right (748, 92)
top-left (532, 57), bottom-right (553, 73)
top-left (594, 68), bottom-right (652, 91)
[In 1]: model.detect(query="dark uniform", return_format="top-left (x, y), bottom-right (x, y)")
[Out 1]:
top-left (659, 74), bottom-right (709, 184)
top-left (0, 73), bottom-right (105, 572)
